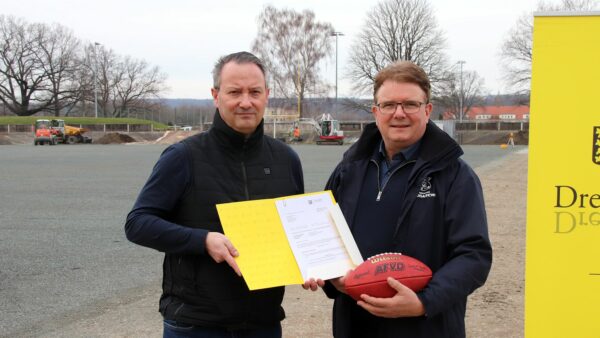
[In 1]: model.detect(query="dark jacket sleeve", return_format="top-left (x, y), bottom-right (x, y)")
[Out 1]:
top-left (418, 161), bottom-right (492, 317)
top-left (124, 143), bottom-right (208, 255)
top-left (289, 147), bottom-right (305, 195)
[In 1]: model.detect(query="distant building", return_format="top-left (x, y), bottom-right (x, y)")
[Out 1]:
top-left (443, 105), bottom-right (530, 121)
top-left (264, 107), bottom-right (299, 122)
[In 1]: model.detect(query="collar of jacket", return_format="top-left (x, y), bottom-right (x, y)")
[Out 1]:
top-left (209, 109), bottom-right (264, 150)
top-left (344, 120), bottom-right (463, 170)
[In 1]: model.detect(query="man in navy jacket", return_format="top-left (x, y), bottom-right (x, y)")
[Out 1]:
top-left (323, 61), bottom-right (492, 337)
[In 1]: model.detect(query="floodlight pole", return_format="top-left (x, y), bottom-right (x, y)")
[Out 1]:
top-left (331, 31), bottom-right (344, 120)
top-left (457, 60), bottom-right (466, 122)
top-left (93, 42), bottom-right (101, 118)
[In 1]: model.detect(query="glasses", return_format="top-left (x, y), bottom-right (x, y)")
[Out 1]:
top-left (375, 101), bottom-right (426, 115)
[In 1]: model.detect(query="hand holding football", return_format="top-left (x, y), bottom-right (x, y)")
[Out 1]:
top-left (345, 253), bottom-right (432, 301)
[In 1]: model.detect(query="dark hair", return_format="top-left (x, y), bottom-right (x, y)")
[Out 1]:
top-left (373, 61), bottom-right (431, 103)
top-left (212, 51), bottom-right (267, 89)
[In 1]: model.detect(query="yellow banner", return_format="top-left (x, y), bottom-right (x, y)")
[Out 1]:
top-left (526, 13), bottom-right (600, 337)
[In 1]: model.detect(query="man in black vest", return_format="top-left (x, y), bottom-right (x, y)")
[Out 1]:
top-left (125, 51), bottom-right (304, 337)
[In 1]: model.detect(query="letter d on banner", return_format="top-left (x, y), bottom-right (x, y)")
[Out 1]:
top-left (594, 126), bottom-right (600, 165)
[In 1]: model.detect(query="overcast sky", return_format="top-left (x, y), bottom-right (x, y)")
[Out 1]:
top-left (3, 0), bottom-right (540, 99)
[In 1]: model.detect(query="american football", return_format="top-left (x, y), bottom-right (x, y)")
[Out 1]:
top-left (345, 253), bottom-right (432, 301)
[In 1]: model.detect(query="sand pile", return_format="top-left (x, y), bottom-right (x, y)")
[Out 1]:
top-left (94, 133), bottom-right (136, 144)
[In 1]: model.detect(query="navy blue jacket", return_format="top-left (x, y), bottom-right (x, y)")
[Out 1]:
top-left (324, 121), bottom-right (492, 338)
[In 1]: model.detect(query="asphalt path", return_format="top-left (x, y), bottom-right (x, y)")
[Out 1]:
top-left (0, 143), bottom-right (523, 336)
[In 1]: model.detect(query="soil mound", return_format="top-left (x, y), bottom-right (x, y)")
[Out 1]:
top-left (94, 133), bottom-right (136, 144)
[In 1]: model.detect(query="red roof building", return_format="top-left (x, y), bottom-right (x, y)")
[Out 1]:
top-left (465, 105), bottom-right (530, 120)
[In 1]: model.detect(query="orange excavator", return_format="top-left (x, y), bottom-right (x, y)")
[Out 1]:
top-left (33, 120), bottom-right (56, 145)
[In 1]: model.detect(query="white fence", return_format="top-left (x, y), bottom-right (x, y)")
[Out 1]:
top-left (0, 124), bottom-right (155, 133)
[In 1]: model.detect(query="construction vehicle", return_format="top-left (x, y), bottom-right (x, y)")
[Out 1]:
top-left (316, 114), bottom-right (344, 145)
top-left (34, 119), bottom-right (92, 145)
top-left (33, 120), bottom-right (57, 145)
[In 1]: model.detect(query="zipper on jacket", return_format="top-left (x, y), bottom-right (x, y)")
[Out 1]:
top-left (241, 139), bottom-right (250, 200)
top-left (371, 159), bottom-right (416, 202)
top-left (241, 161), bottom-right (250, 199)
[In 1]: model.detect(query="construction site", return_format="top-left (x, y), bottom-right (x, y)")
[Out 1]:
top-left (0, 118), bottom-right (528, 147)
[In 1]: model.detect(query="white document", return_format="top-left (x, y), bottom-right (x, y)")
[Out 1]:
top-left (275, 192), bottom-right (363, 281)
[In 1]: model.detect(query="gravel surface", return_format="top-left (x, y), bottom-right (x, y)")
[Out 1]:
top-left (0, 143), bottom-right (526, 337)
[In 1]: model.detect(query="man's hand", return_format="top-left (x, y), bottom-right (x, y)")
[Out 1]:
top-left (357, 277), bottom-right (426, 318)
top-left (329, 273), bottom-right (348, 294)
top-left (302, 278), bottom-right (325, 291)
top-left (205, 232), bottom-right (241, 276)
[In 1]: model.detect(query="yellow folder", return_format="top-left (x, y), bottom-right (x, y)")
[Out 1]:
top-left (216, 191), bottom-right (362, 290)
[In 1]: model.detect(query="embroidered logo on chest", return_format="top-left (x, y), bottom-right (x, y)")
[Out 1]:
top-left (417, 177), bottom-right (436, 199)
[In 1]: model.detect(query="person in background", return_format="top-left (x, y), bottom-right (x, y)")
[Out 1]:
top-left (507, 132), bottom-right (515, 148)
top-left (322, 61), bottom-right (492, 338)
top-left (293, 125), bottom-right (301, 142)
top-left (125, 51), bottom-right (304, 338)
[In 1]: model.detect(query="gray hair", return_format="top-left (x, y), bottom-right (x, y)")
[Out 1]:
top-left (212, 51), bottom-right (268, 89)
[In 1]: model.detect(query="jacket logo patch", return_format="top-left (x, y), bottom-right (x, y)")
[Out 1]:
top-left (264, 167), bottom-right (271, 175)
top-left (417, 177), bottom-right (436, 199)
top-left (594, 126), bottom-right (600, 165)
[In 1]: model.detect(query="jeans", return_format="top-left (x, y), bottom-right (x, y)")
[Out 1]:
top-left (163, 320), bottom-right (282, 338)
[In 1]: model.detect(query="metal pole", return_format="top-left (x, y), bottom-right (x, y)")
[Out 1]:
top-left (94, 42), bottom-right (101, 118)
top-left (331, 32), bottom-right (344, 120)
top-left (457, 60), bottom-right (466, 122)
top-left (335, 34), bottom-right (338, 110)
top-left (297, 66), bottom-right (301, 118)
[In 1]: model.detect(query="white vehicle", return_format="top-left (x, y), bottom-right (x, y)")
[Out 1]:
top-left (316, 114), bottom-right (344, 145)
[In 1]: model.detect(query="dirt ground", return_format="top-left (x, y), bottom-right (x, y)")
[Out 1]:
top-left (34, 149), bottom-right (527, 338)
top-left (465, 150), bottom-right (526, 337)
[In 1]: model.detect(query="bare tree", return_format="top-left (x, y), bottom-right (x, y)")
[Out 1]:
top-left (434, 69), bottom-right (485, 121)
top-left (35, 23), bottom-right (83, 116)
top-left (340, 98), bottom-right (373, 117)
top-left (90, 45), bottom-right (116, 117)
top-left (500, 0), bottom-right (599, 92)
top-left (346, 0), bottom-right (448, 96)
top-left (252, 5), bottom-right (334, 118)
top-left (87, 45), bottom-right (167, 117)
top-left (1, 15), bottom-right (168, 118)
top-left (0, 16), bottom-right (53, 116)
top-left (111, 56), bottom-right (168, 117)
top-left (500, 12), bottom-right (535, 93)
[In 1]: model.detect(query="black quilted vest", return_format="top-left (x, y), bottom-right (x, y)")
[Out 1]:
top-left (159, 111), bottom-right (303, 329)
